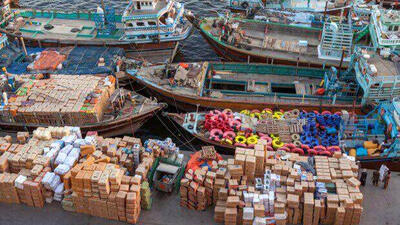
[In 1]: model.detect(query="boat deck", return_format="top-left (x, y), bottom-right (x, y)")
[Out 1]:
top-left (136, 62), bottom-right (353, 106)
top-left (366, 53), bottom-right (400, 77)
top-left (7, 17), bottom-right (124, 41)
top-left (202, 19), bottom-right (347, 67)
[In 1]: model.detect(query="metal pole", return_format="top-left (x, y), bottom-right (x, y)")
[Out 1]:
top-left (20, 37), bottom-right (27, 56)
top-left (338, 47), bottom-right (346, 78)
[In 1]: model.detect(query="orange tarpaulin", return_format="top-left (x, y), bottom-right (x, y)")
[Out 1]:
top-left (33, 51), bottom-right (66, 71)
top-left (186, 151), bottom-right (223, 172)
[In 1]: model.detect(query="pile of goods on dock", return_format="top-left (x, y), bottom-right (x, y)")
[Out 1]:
top-left (144, 138), bottom-right (182, 161)
top-left (0, 75), bottom-right (115, 125)
top-left (200, 108), bottom-right (347, 156)
top-left (179, 146), bottom-right (223, 210)
top-left (180, 141), bottom-right (363, 225)
top-left (0, 126), bottom-right (158, 224)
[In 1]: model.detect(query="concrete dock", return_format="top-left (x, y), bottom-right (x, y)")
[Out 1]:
top-left (0, 169), bottom-right (398, 225)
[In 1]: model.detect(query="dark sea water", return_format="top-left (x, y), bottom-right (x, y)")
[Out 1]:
top-left (18, 0), bottom-right (227, 150)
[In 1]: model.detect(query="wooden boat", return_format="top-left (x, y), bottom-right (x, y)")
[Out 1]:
top-left (194, 16), bottom-right (352, 68)
top-left (167, 112), bottom-right (236, 153)
top-left (0, 0), bottom-right (192, 59)
top-left (0, 75), bottom-right (165, 137)
top-left (340, 100), bottom-right (400, 171)
top-left (128, 61), bottom-right (362, 113)
top-left (229, 0), bottom-right (353, 16)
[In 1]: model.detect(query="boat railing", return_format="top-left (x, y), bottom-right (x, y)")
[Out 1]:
top-left (371, 9), bottom-right (400, 47)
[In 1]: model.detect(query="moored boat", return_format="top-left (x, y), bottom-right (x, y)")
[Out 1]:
top-left (0, 74), bottom-right (165, 137)
top-left (128, 61), bottom-right (361, 112)
top-left (0, 0), bottom-right (192, 60)
top-left (167, 108), bottom-right (348, 156)
top-left (340, 99), bottom-right (400, 171)
top-left (194, 16), bottom-right (353, 68)
top-left (229, 0), bottom-right (353, 16)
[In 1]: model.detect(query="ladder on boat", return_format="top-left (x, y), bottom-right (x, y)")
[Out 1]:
top-left (354, 25), bottom-right (369, 43)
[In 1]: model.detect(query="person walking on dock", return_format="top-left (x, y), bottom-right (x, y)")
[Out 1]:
top-left (360, 169), bottom-right (368, 186)
top-left (372, 170), bottom-right (379, 186)
top-left (383, 171), bottom-right (391, 190)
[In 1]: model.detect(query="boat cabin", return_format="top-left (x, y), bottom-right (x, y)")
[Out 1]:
top-left (350, 47), bottom-right (400, 104)
top-left (370, 9), bottom-right (400, 49)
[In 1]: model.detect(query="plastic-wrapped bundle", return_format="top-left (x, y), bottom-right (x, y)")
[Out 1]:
top-left (68, 148), bottom-right (80, 159)
top-left (14, 175), bottom-right (27, 189)
top-left (69, 127), bottom-right (82, 139)
top-left (50, 174), bottom-right (61, 191)
top-left (84, 136), bottom-right (96, 146)
top-left (62, 135), bottom-right (77, 146)
top-left (59, 144), bottom-right (73, 155)
top-left (64, 156), bottom-right (77, 168)
top-left (42, 172), bottom-right (56, 189)
top-left (73, 139), bottom-right (86, 148)
top-left (54, 164), bottom-right (71, 175)
top-left (50, 140), bottom-right (65, 151)
top-left (43, 147), bottom-right (50, 155)
top-left (55, 152), bottom-right (67, 165)
top-left (46, 148), bottom-right (59, 163)
top-left (54, 183), bottom-right (64, 201)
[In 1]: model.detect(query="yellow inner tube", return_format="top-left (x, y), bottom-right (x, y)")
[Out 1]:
top-left (270, 134), bottom-right (279, 139)
top-left (235, 135), bottom-right (247, 144)
top-left (250, 112), bottom-right (262, 120)
top-left (272, 139), bottom-right (284, 149)
top-left (223, 138), bottom-right (233, 145)
top-left (262, 109), bottom-right (273, 114)
top-left (240, 110), bottom-right (250, 115)
top-left (247, 136), bottom-right (258, 145)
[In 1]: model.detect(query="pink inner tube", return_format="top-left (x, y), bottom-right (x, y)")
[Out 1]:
top-left (314, 145), bottom-right (327, 152)
top-left (218, 113), bottom-right (228, 121)
top-left (321, 111), bottom-right (332, 115)
top-left (266, 146), bottom-right (274, 151)
top-left (308, 149), bottom-right (318, 156)
top-left (234, 143), bottom-right (247, 147)
top-left (327, 146), bottom-right (341, 152)
top-left (261, 136), bottom-right (272, 145)
top-left (229, 120), bottom-right (241, 129)
top-left (251, 109), bottom-right (260, 113)
top-left (222, 109), bottom-right (233, 116)
top-left (284, 143), bottom-right (296, 150)
top-left (223, 131), bottom-right (236, 140)
top-left (278, 147), bottom-right (290, 152)
top-left (301, 144), bottom-right (310, 150)
top-left (248, 144), bottom-right (255, 148)
top-left (334, 111), bottom-right (342, 116)
top-left (263, 108), bottom-right (272, 112)
top-left (292, 148), bottom-right (305, 155)
top-left (319, 150), bottom-right (332, 157)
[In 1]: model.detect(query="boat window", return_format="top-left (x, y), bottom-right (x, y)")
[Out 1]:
top-left (148, 21), bottom-right (156, 26)
top-left (138, 35), bottom-right (147, 39)
top-left (136, 2), bottom-right (141, 9)
top-left (209, 81), bottom-right (246, 92)
top-left (159, 12), bottom-right (168, 25)
top-left (271, 83), bottom-right (296, 94)
top-left (126, 23), bottom-right (134, 27)
top-left (137, 22), bottom-right (145, 26)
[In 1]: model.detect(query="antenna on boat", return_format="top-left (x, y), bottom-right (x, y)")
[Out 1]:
top-left (338, 47), bottom-right (346, 78)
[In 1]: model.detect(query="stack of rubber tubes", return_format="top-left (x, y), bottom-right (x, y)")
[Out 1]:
top-left (298, 110), bottom-right (342, 157)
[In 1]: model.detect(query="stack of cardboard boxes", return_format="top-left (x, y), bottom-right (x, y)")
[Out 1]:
top-left (209, 142), bottom-right (363, 225)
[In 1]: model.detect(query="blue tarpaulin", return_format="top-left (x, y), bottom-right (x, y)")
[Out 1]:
top-left (7, 46), bottom-right (124, 75)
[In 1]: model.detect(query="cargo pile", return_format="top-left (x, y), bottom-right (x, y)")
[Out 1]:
top-left (0, 126), bottom-right (158, 224)
top-left (200, 109), bottom-right (346, 156)
top-left (179, 146), bottom-right (223, 210)
top-left (180, 139), bottom-right (363, 225)
top-left (1, 75), bottom-right (115, 125)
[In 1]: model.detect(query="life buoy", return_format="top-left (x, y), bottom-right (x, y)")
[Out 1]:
top-left (266, 145), bottom-right (274, 151)
top-left (284, 143), bottom-right (296, 150)
top-left (272, 139), bottom-right (284, 149)
top-left (292, 148), bottom-right (305, 155)
top-left (319, 150), bottom-right (332, 157)
top-left (270, 134), bottom-right (279, 140)
top-left (240, 109), bottom-right (250, 115)
top-left (277, 146), bottom-right (290, 152)
top-left (250, 112), bottom-right (262, 120)
top-left (222, 109), bottom-right (233, 117)
top-left (229, 120), bottom-right (241, 130)
top-left (247, 136), bottom-right (258, 145)
top-left (223, 131), bottom-right (236, 140)
top-left (210, 110), bottom-right (222, 116)
top-left (321, 111), bottom-right (332, 115)
top-left (293, 141), bottom-right (302, 147)
top-left (291, 134), bottom-right (300, 141)
top-left (235, 135), bottom-right (247, 144)
top-left (234, 142), bottom-right (247, 147)
top-left (260, 136), bottom-right (272, 146)
top-left (291, 109), bottom-right (300, 117)
top-left (222, 138), bottom-right (233, 145)
top-left (308, 149), bottom-right (318, 156)
top-left (314, 145), bottom-right (326, 152)
top-left (210, 129), bottom-right (223, 142)
top-left (327, 146), bottom-right (341, 152)
top-left (301, 144), bottom-right (310, 151)
top-left (262, 108), bottom-right (273, 114)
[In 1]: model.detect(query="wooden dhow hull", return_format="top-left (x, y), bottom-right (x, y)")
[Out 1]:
top-left (130, 74), bottom-right (362, 113)
top-left (0, 104), bottom-right (165, 138)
